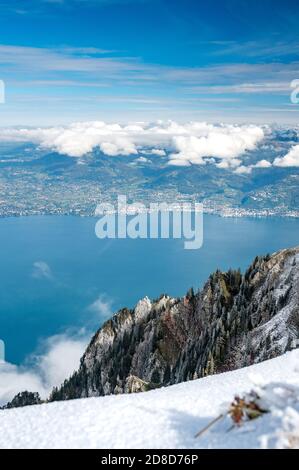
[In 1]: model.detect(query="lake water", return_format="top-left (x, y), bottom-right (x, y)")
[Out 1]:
top-left (1, 214), bottom-right (299, 364)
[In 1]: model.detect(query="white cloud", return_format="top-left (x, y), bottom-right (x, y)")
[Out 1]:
top-left (147, 149), bottom-right (166, 156)
top-left (2, 44), bottom-right (298, 86)
top-left (167, 158), bottom-right (191, 167)
top-left (233, 159), bottom-right (273, 174)
top-left (234, 165), bottom-right (253, 175)
top-left (0, 292), bottom-right (116, 406)
top-left (273, 145), bottom-right (299, 167)
top-left (168, 124), bottom-right (265, 166)
top-left (0, 120), bottom-right (265, 169)
top-left (32, 261), bottom-right (53, 280)
top-left (34, 334), bottom-right (87, 390)
top-left (216, 158), bottom-right (241, 169)
top-left (135, 156), bottom-right (150, 163)
top-left (254, 159), bottom-right (272, 168)
top-left (188, 82), bottom-right (291, 95)
top-left (0, 333), bottom-right (87, 406)
top-left (88, 294), bottom-right (113, 320)
top-left (0, 362), bottom-right (47, 406)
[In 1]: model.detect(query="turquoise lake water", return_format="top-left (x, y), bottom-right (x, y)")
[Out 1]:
top-left (1, 214), bottom-right (299, 364)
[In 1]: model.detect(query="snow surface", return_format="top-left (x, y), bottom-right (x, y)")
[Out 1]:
top-left (0, 350), bottom-right (298, 449)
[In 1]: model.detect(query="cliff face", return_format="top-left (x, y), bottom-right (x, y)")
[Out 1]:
top-left (50, 247), bottom-right (299, 402)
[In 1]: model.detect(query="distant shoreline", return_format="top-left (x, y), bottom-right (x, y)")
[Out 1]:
top-left (0, 208), bottom-right (299, 220)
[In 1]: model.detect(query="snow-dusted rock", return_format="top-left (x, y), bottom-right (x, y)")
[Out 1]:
top-left (49, 247), bottom-right (299, 403)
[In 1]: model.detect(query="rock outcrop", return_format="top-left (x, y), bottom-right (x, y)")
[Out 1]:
top-left (2, 392), bottom-right (42, 409)
top-left (49, 247), bottom-right (299, 402)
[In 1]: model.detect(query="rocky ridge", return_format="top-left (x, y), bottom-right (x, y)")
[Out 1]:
top-left (49, 247), bottom-right (299, 402)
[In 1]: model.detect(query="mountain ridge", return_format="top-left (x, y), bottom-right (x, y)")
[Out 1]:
top-left (48, 246), bottom-right (299, 402)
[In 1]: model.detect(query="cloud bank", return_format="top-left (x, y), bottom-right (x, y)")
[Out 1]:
top-left (0, 333), bottom-right (87, 406)
top-left (0, 290), bottom-right (114, 406)
top-left (0, 120), bottom-right (265, 169)
top-left (236, 140), bottom-right (299, 173)
top-left (168, 124), bottom-right (265, 167)
top-left (274, 144), bottom-right (299, 167)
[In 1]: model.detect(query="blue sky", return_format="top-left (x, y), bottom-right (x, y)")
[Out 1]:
top-left (0, 0), bottom-right (298, 125)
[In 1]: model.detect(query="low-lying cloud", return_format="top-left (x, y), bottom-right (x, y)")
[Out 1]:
top-left (234, 159), bottom-right (273, 175)
top-left (0, 333), bottom-right (88, 406)
top-left (0, 120), bottom-right (265, 169)
top-left (234, 141), bottom-right (299, 173)
top-left (168, 124), bottom-right (265, 167)
top-left (0, 291), bottom-right (115, 406)
top-left (274, 144), bottom-right (299, 167)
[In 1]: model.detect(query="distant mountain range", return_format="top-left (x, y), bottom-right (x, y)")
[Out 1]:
top-left (0, 127), bottom-right (299, 217)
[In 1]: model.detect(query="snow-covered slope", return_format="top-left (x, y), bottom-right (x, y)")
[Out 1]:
top-left (1, 350), bottom-right (298, 449)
